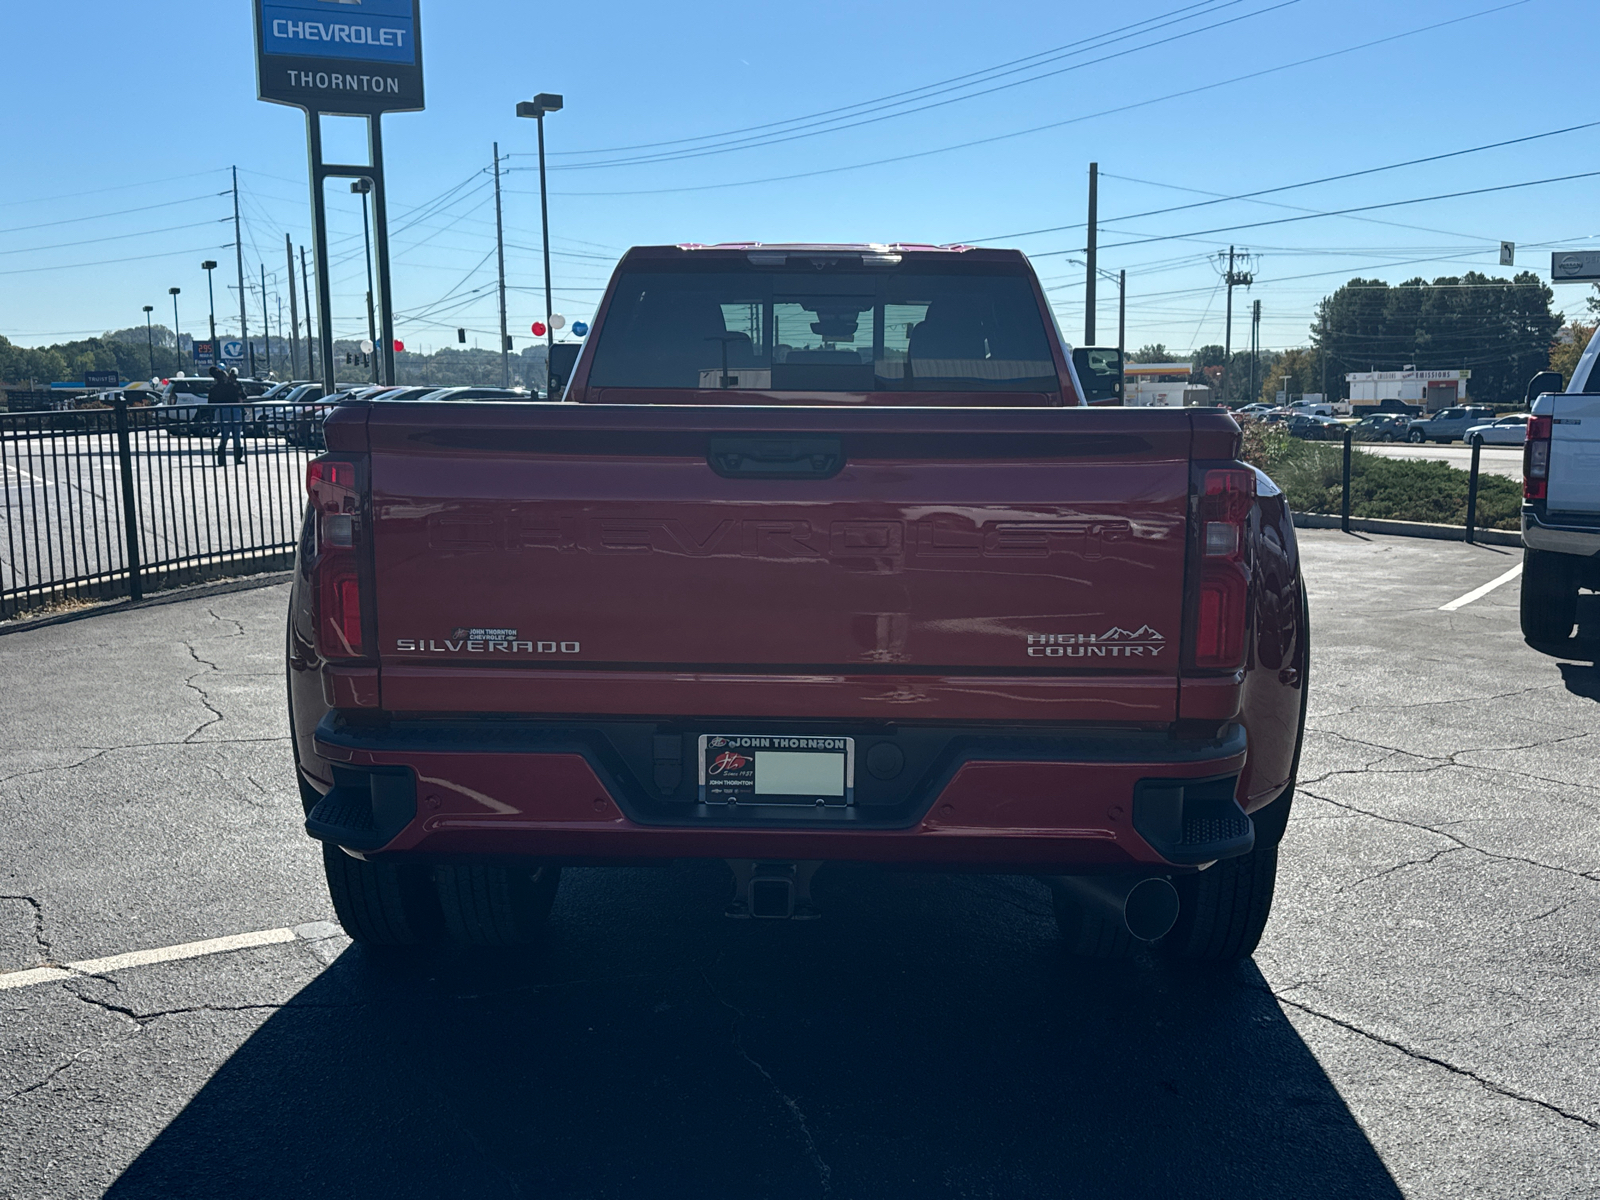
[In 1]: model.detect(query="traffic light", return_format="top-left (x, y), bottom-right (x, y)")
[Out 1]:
top-left (504, 336), bottom-right (514, 351)
top-left (345, 352), bottom-right (352, 364)
top-left (457, 328), bottom-right (467, 344)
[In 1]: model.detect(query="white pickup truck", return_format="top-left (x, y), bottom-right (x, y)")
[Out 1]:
top-left (1522, 330), bottom-right (1600, 642)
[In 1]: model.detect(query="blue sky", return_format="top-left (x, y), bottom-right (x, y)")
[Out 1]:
top-left (2, 0), bottom-right (1594, 358)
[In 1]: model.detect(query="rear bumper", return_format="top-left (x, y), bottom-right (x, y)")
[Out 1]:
top-left (308, 715), bottom-right (1254, 872)
top-left (1524, 506), bottom-right (1600, 557)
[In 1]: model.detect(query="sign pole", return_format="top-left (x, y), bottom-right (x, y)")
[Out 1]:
top-left (305, 108), bottom-right (337, 397)
top-left (370, 116), bottom-right (397, 387)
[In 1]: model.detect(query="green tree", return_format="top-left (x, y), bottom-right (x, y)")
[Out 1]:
top-left (1550, 323), bottom-right (1595, 388)
top-left (1313, 272), bottom-right (1561, 404)
top-left (1130, 343), bottom-right (1176, 363)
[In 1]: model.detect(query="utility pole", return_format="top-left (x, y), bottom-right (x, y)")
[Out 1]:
top-left (1117, 268), bottom-right (1126, 404)
top-left (262, 263), bottom-right (272, 377)
top-left (1250, 299), bottom-right (1261, 404)
top-left (232, 166), bottom-right (248, 372)
top-left (1320, 306), bottom-right (1329, 401)
top-left (287, 234), bottom-right (301, 379)
top-left (1218, 245), bottom-right (1253, 401)
top-left (493, 142), bottom-right (510, 389)
top-left (1085, 162), bottom-right (1098, 345)
top-left (300, 246), bottom-right (315, 381)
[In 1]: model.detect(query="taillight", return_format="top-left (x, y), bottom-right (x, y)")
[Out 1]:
top-left (1186, 467), bottom-right (1254, 670)
top-left (307, 457), bottom-right (367, 658)
top-left (1524, 414), bottom-right (1551, 501)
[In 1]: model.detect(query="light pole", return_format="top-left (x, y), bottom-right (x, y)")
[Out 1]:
top-left (200, 260), bottom-right (218, 346)
top-left (351, 178), bottom-right (378, 384)
top-left (516, 92), bottom-right (563, 383)
top-left (169, 288), bottom-right (183, 374)
top-left (142, 306), bottom-right (155, 379)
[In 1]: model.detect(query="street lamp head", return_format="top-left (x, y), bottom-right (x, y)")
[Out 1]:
top-left (169, 287), bottom-right (181, 296)
top-left (201, 260), bottom-right (217, 271)
top-left (143, 305), bottom-right (154, 314)
top-left (350, 178), bottom-right (373, 195)
top-left (517, 93), bottom-right (564, 119)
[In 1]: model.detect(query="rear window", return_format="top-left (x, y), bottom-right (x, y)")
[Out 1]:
top-left (588, 261), bottom-right (1058, 393)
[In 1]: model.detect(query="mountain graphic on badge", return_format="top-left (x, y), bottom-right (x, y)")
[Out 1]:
top-left (1097, 626), bottom-right (1165, 642)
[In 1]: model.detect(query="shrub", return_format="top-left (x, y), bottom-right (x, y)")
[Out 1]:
top-left (1261, 438), bottom-right (1520, 530)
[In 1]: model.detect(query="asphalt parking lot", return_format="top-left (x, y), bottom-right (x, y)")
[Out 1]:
top-left (1361, 442), bottom-right (1524, 479)
top-left (1, 529), bottom-right (1596, 1199)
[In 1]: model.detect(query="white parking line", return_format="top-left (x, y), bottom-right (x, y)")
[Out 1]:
top-left (1440, 563), bottom-right (1524, 611)
top-left (0, 927), bottom-right (300, 992)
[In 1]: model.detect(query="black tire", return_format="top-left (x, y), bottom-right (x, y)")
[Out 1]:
top-left (1161, 840), bottom-right (1282, 962)
top-left (322, 843), bottom-right (442, 946)
top-left (435, 864), bottom-right (561, 947)
top-left (1522, 548), bottom-right (1579, 642)
top-left (1162, 581), bottom-right (1308, 964)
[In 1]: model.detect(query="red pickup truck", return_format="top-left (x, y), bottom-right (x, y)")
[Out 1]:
top-left (287, 243), bottom-right (1307, 962)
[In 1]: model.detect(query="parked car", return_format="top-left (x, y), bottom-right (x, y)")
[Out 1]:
top-left (288, 241), bottom-right (1308, 964)
top-left (1521, 361), bottom-right (1600, 643)
top-left (1351, 413), bottom-right (1409, 442)
top-left (1237, 402), bottom-right (1275, 417)
top-left (1286, 413), bottom-right (1344, 440)
top-left (1464, 413), bottom-right (1531, 446)
top-left (1287, 400), bottom-right (1336, 417)
top-left (1405, 406), bottom-right (1494, 444)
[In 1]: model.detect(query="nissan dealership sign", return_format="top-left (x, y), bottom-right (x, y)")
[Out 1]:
top-left (254, 0), bottom-right (424, 115)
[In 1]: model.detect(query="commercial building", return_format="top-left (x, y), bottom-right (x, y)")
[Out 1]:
top-left (1345, 368), bottom-right (1470, 413)
top-left (1123, 362), bottom-right (1213, 407)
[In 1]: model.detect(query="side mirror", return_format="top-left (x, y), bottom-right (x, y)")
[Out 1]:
top-left (1526, 370), bottom-right (1563, 404)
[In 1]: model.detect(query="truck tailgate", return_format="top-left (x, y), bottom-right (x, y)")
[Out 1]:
top-left (1549, 394), bottom-right (1600, 514)
top-left (364, 404), bottom-right (1208, 722)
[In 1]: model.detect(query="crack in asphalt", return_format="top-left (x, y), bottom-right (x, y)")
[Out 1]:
top-left (205, 608), bottom-right (247, 639)
top-left (1299, 787), bottom-right (1600, 888)
top-left (1275, 993), bottom-right (1600, 1132)
top-left (0, 894), bottom-right (51, 962)
top-left (701, 966), bottom-right (832, 1197)
top-left (1335, 845), bottom-right (1468, 894)
top-left (1308, 682), bottom-right (1565, 721)
top-left (2, 1043), bottom-right (115, 1105)
top-left (179, 642), bottom-right (226, 743)
top-left (64, 984), bottom-right (361, 1028)
top-left (0, 737), bottom-right (291, 792)
top-left (1298, 728), bottom-right (1599, 799)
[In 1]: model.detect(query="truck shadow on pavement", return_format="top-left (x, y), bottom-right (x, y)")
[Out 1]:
top-left (105, 862), bottom-right (1402, 1200)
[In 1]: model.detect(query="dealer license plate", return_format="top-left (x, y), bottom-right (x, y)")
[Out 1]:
top-left (698, 735), bottom-right (855, 806)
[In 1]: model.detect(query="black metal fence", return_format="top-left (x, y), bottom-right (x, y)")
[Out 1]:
top-left (0, 400), bottom-right (327, 620)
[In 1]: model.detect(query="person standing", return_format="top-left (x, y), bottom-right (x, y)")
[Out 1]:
top-left (209, 366), bottom-right (246, 466)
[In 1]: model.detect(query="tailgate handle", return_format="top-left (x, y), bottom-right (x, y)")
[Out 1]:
top-left (708, 437), bottom-right (845, 480)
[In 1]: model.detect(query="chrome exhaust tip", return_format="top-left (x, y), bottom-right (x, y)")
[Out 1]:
top-left (1050, 874), bottom-right (1180, 942)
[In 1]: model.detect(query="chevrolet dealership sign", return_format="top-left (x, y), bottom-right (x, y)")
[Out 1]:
top-left (255, 0), bottom-right (424, 114)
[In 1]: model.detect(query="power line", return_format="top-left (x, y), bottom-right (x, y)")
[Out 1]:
top-left (969, 118), bottom-right (1600, 245)
top-left (0, 193), bottom-right (227, 237)
top-left (539, 1), bottom-right (1531, 198)
top-left (0, 170), bottom-right (228, 211)
top-left (0, 219), bottom-right (229, 257)
top-left (533, 0), bottom-right (1302, 172)
top-left (546, 0), bottom-right (1246, 159)
top-left (1088, 169), bottom-right (1600, 252)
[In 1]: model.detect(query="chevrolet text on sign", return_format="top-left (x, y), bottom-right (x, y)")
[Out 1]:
top-left (255, 0), bottom-right (424, 115)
